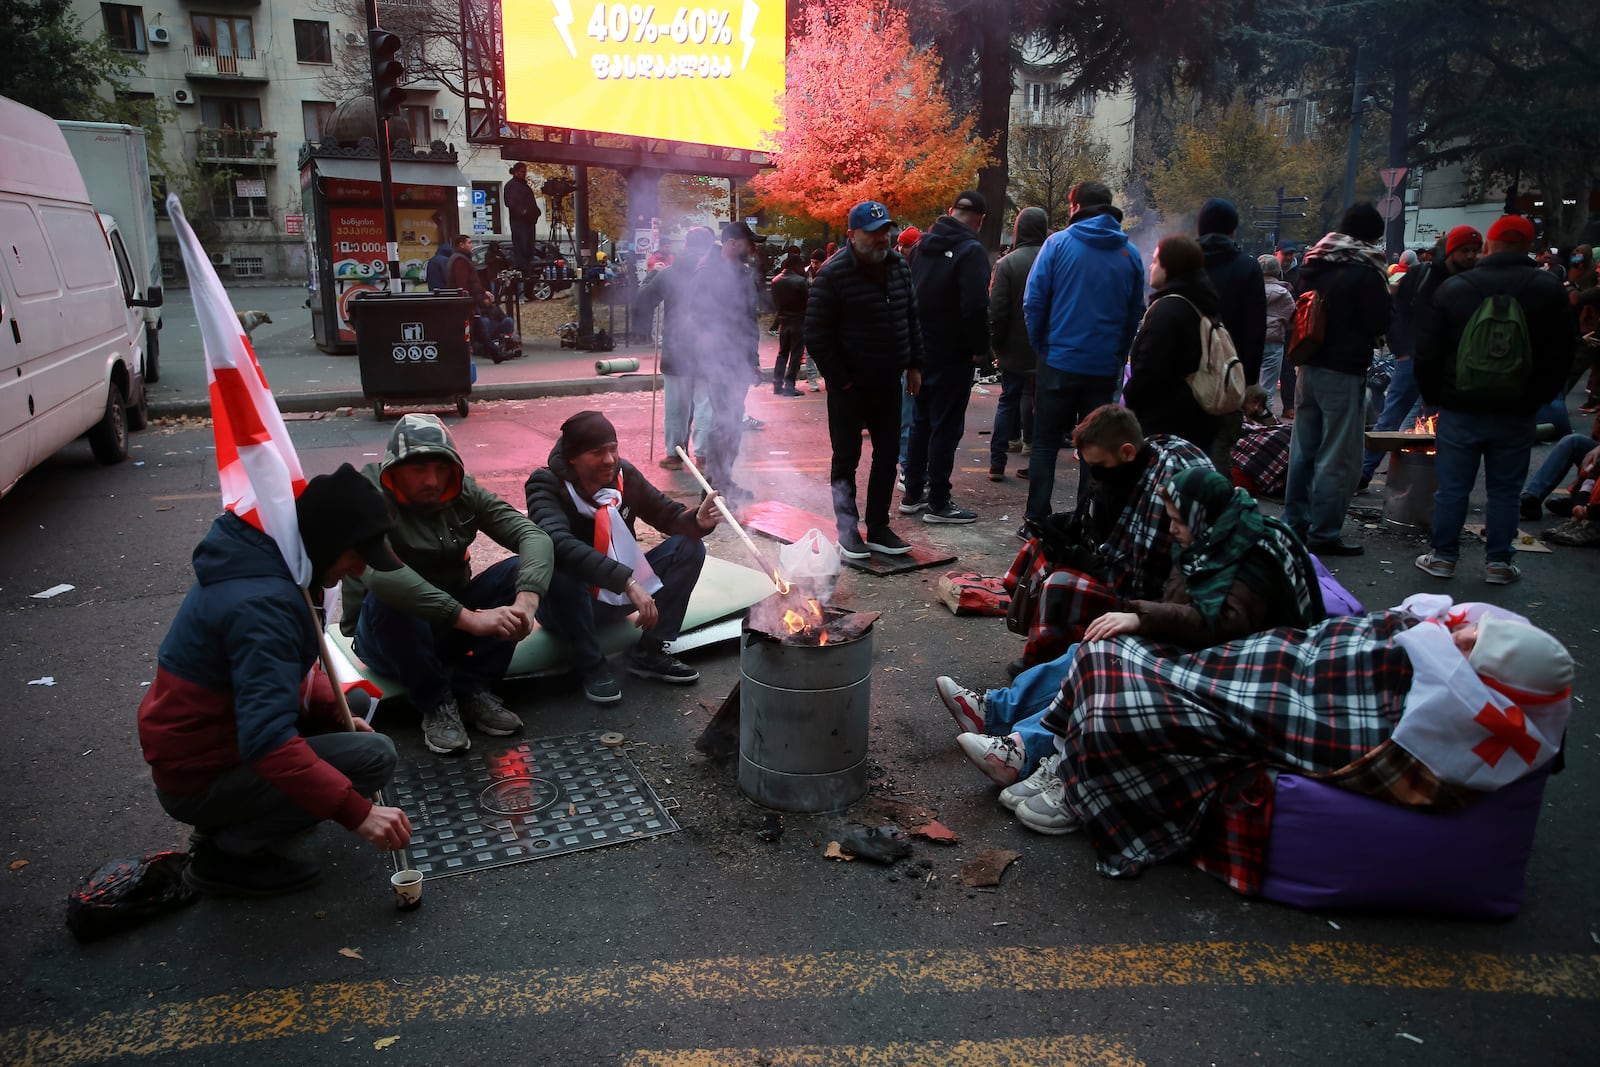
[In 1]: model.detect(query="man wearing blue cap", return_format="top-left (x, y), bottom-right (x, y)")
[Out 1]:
top-left (805, 200), bottom-right (924, 558)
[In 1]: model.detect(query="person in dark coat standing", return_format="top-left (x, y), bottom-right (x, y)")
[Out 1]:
top-left (425, 241), bottom-right (454, 292)
top-left (504, 162), bottom-right (542, 273)
top-left (987, 207), bottom-right (1048, 482)
top-left (636, 226), bottom-right (716, 468)
top-left (1122, 235), bottom-right (1223, 453)
top-left (769, 253), bottom-right (810, 396)
top-left (1196, 198), bottom-right (1265, 470)
top-left (688, 221), bottom-right (765, 502)
top-left (902, 190), bottom-right (992, 524)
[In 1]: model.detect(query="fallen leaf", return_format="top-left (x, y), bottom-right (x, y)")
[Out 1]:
top-left (373, 1036), bottom-right (400, 1050)
top-left (8, 860), bottom-right (28, 871)
top-left (567, 802), bottom-right (576, 816)
top-left (911, 820), bottom-right (959, 844)
top-left (823, 841), bottom-right (854, 862)
top-left (338, 947), bottom-right (364, 960)
top-left (960, 848), bottom-right (1021, 887)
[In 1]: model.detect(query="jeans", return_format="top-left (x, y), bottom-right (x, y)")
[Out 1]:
top-left (1534, 393), bottom-right (1573, 438)
top-left (898, 375), bottom-right (914, 467)
top-left (990, 370), bottom-right (1029, 469)
top-left (1280, 360), bottom-right (1297, 414)
top-left (1259, 342), bottom-right (1286, 414)
top-left (535, 535), bottom-right (706, 669)
top-left (774, 319), bottom-right (805, 388)
top-left (904, 363), bottom-right (975, 510)
top-left (663, 374), bottom-right (712, 459)
top-left (158, 733), bottom-right (397, 855)
top-left (983, 643), bottom-right (1079, 772)
top-left (1526, 432), bottom-right (1598, 499)
top-left (1025, 363), bottom-right (1117, 523)
top-left (1283, 365), bottom-right (1366, 544)
top-left (1361, 357), bottom-right (1425, 480)
top-left (830, 379), bottom-right (902, 536)
top-left (700, 374), bottom-right (749, 491)
top-left (1430, 408), bottom-right (1536, 563)
top-left (355, 556), bottom-right (524, 714)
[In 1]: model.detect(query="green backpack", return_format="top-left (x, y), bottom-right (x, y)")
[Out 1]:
top-left (1454, 277), bottom-right (1532, 400)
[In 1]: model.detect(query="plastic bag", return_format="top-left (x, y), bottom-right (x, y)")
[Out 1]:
top-left (778, 528), bottom-right (841, 585)
top-left (65, 851), bottom-right (197, 943)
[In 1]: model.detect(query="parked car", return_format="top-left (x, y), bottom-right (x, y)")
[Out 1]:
top-left (473, 236), bottom-right (575, 301)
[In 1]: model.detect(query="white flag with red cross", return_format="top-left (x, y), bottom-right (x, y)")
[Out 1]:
top-left (165, 194), bottom-right (310, 587)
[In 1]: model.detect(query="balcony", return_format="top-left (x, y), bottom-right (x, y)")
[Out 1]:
top-left (184, 45), bottom-right (267, 81)
top-left (195, 127), bottom-right (278, 165)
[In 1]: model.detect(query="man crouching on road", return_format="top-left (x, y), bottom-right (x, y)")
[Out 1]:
top-left (341, 413), bottom-right (553, 754)
top-left (526, 411), bottom-right (720, 703)
top-left (139, 465), bottom-right (413, 897)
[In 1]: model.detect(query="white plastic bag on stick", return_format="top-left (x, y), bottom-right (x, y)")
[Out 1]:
top-left (779, 528), bottom-right (840, 593)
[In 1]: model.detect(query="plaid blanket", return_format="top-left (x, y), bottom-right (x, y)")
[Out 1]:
top-left (1042, 610), bottom-right (1417, 890)
top-left (1230, 423), bottom-right (1292, 497)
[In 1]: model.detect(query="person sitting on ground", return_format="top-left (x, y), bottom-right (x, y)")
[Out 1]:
top-left (1536, 435), bottom-right (1600, 547)
top-left (1229, 385), bottom-right (1292, 499)
top-left (1240, 384), bottom-right (1277, 427)
top-left (1017, 597), bottom-right (1571, 896)
top-left (1522, 431), bottom-right (1600, 519)
top-left (1008, 404), bottom-right (1212, 672)
top-left (341, 414), bottom-right (553, 755)
top-left (940, 468), bottom-right (1323, 798)
top-left (475, 290), bottom-right (522, 363)
top-left (139, 465), bottom-right (413, 897)
top-left (525, 411), bottom-right (721, 703)
top-left (1122, 234), bottom-right (1224, 454)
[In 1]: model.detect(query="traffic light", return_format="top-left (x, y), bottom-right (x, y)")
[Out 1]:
top-left (369, 30), bottom-right (406, 119)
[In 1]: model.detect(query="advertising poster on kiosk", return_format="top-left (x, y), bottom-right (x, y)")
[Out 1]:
top-left (328, 204), bottom-right (389, 343)
top-left (501, 2), bottom-right (784, 151)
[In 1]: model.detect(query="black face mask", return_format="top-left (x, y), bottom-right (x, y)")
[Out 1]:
top-left (1088, 456), bottom-right (1145, 497)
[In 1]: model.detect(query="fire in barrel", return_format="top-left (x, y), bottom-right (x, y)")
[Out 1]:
top-left (1366, 413), bottom-right (1439, 531)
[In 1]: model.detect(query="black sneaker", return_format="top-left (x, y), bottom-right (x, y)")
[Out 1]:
top-left (898, 487), bottom-right (928, 514)
top-left (838, 530), bottom-right (872, 559)
top-left (1520, 493), bottom-right (1543, 521)
top-left (864, 526), bottom-right (912, 555)
top-left (184, 840), bottom-right (322, 898)
top-left (583, 660), bottom-right (623, 704)
top-left (628, 642), bottom-right (699, 684)
top-left (924, 502), bottom-right (977, 524)
top-left (1546, 494), bottom-right (1576, 517)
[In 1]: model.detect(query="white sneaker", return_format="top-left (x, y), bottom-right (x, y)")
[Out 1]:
top-left (999, 759), bottom-right (1057, 812)
top-left (935, 676), bottom-right (984, 734)
top-left (956, 732), bottom-right (1025, 786)
top-left (1015, 778), bottom-right (1082, 835)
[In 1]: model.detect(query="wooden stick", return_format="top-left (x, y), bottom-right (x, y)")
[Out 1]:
top-left (675, 446), bottom-right (778, 584)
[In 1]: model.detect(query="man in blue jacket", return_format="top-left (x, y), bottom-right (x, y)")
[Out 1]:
top-left (1021, 180), bottom-right (1145, 530)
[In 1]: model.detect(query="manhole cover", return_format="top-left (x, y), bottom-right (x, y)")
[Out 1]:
top-left (479, 776), bottom-right (561, 816)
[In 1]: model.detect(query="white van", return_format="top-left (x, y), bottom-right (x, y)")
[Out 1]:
top-left (1, 96), bottom-right (150, 499)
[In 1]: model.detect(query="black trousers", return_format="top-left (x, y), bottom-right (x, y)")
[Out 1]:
top-left (827, 379), bottom-right (902, 536)
top-left (774, 319), bottom-right (805, 388)
top-left (903, 363), bottom-right (974, 510)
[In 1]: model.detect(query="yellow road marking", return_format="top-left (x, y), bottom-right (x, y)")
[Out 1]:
top-left (623, 1035), bottom-right (1142, 1067)
top-left (5, 941), bottom-right (1596, 1065)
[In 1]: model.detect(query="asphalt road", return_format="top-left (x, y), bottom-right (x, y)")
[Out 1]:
top-left (1, 385), bottom-right (1596, 1066)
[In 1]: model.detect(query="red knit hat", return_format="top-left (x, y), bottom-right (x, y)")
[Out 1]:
top-left (897, 226), bottom-right (921, 249)
top-left (1445, 225), bottom-right (1483, 256)
top-left (1486, 215), bottom-right (1536, 244)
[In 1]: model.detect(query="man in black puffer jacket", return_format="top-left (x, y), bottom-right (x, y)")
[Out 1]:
top-left (805, 200), bottom-right (924, 559)
top-left (525, 411), bottom-right (721, 704)
top-left (1282, 203), bottom-right (1393, 556)
top-left (1196, 198), bottom-right (1266, 468)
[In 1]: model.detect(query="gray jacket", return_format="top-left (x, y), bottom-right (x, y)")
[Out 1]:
top-left (989, 207), bottom-right (1049, 374)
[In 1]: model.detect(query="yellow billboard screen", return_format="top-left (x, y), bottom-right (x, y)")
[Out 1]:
top-left (502, 2), bottom-right (785, 152)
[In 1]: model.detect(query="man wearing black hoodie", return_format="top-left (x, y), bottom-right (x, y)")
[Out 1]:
top-left (901, 190), bottom-right (993, 524)
top-left (987, 206), bottom-right (1048, 483)
top-left (1196, 198), bottom-right (1266, 469)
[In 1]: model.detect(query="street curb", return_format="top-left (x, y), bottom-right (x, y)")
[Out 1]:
top-left (147, 373), bottom-right (664, 418)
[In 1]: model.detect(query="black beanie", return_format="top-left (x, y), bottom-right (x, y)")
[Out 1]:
top-left (1196, 197), bottom-right (1238, 236)
top-left (296, 463), bottom-right (399, 583)
top-left (560, 410), bottom-right (618, 459)
top-left (1339, 202), bottom-right (1386, 244)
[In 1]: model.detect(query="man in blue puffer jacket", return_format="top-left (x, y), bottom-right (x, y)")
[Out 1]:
top-left (1021, 180), bottom-right (1146, 529)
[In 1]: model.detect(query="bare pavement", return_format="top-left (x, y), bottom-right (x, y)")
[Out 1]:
top-left (0, 284), bottom-right (1596, 1065)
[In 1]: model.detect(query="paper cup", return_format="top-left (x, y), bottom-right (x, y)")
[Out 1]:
top-left (390, 869), bottom-right (423, 911)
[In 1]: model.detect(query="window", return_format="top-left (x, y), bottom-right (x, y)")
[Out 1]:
top-left (210, 165), bottom-right (270, 220)
top-left (1071, 90), bottom-right (1095, 117)
top-left (302, 101), bottom-right (334, 143)
top-left (232, 256), bottom-right (266, 278)
top-left (200, 96), bottom-right (263, 132)
top-left (191, 13), bottom-right (255, 58)
top-left (294, 20), bottom-right (332, 64)
top-left (1027, 82), bottom-right (1044, 110)
top-left (401, 105), bottom-right (430, 147)
top-left (102, 4), bottom-right (147, 52)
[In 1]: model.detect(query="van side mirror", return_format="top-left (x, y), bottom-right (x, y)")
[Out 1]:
top-left (127, 285), bottom-right (163, 309)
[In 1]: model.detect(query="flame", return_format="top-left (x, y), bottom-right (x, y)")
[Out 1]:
top-left (774, 573), bottom-right (790, 595)
top-left (1410, 414), bottom-right (1438, 434)
top-left (781, 609), bottom-right (806, 634)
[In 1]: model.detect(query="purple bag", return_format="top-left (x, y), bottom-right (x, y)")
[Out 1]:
top-left (1260, 771), bottom-right (1548, 918)
top-left (1312, 555), bottom-right (1364, 615)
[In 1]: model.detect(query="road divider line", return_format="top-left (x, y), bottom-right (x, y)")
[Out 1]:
top-left (5, 941), bottom-right (1596, 1065)
top-left (621, 1034), bottom-right (1143, 1067)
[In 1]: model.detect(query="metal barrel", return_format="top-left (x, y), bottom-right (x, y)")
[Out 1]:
top-left (1382, 449), bottom-right (1437, 532)
top-left (738, 624), bottom-right (874, 812)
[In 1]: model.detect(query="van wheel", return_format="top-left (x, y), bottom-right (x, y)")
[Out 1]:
top-left (456, 397), bottom-right (470, 418)
top-left (127, 378), bottom-right (149, 431)
top-left (88, 382), bottom-right (130, 464)
top-left (373, 400), bottom-right (386, 420)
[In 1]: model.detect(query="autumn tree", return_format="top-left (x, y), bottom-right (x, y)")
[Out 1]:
top-left (749, 0), bottom-right (993, 230)
top-left (1008, 116), bottom-right (1111, 229)
top-left (1, 0), bottom-right (162, 131)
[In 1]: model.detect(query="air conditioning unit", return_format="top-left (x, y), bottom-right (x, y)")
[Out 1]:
top-left (149, 26), bottom-right (171, 45)
top-left (343, 31), bottom-right (361, 46)
top-left (431, 107), bottom-right (448, 122)
top-left (173, 88), bottom-right (194, 106)
top-left (210, 251), bottom-right (231, 267)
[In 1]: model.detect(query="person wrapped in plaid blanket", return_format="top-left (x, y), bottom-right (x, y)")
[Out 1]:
top-left (1024, 595), bottom-right (1571, 895)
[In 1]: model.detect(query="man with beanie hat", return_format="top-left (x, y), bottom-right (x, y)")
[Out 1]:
top-left (1414, 214), bottom-right (1575, 585)
top-left (138, 466), bottom-right (413, 897)
top-left (341, 414), bottom-right (554, 754)
top-left (1359, 225), bottom-right (1483, 489)
top-left (1196, 196), bottom-right (1267, 469)
top-left (1282, 202), bottom-right (1394, 556)
top-left (525, 411), bottom-right (720, 702)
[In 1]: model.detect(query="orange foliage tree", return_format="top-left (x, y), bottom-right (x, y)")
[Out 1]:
top-left (749, 0), bottom-right (994, 229)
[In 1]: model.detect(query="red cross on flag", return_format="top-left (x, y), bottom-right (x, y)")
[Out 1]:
top-left (165, 194), bottom-right (310, 588)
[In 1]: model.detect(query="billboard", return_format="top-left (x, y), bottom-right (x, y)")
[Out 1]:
top-left (502, 1), bottom-right (784, 152)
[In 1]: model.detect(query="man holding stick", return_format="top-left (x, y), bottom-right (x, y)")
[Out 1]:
top-left (138, 465), bottom-right (413, 898)
top-left (526, 412), bottom-right (721, 703)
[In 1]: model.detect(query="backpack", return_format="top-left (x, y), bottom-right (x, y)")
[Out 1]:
top-left (1454, 277), bottom-right (1532, 400)
top-left (1287, 289), bottom-right (1327, 366)
top-left (1165, 294), bottom-right (1245, 415)
top-left (65, 851), bottom-right (196, 942)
